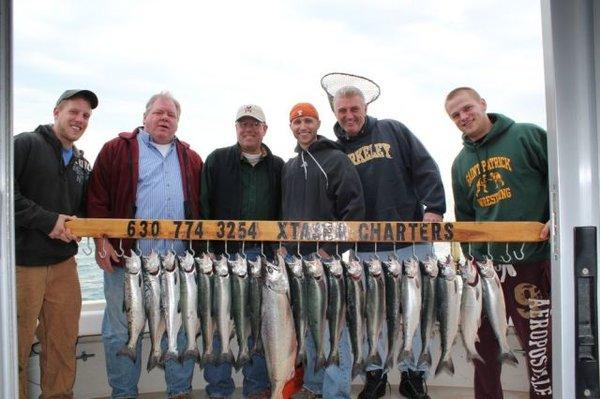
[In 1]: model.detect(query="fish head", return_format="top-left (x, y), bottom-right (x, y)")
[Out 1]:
top-left (161, 251), bottom-right (178, 272)
top-left (460, 258), bottom-right (479, 284)
top-left (324, 258), bottom-right (343, 277)
top-left (142, 250), bottom-right (161, 275)
top-left (178, 251), bottom-right (196, 273)
top-left (124, 251), bottom-right (142, 274)
top-left (303, 257), bottom-right (324, 279)
top-left (215, 255), bottom-right (229, 277)
top-left (384, 255), bottom-right (402, 277)
top-left (367, 257), bottom-right (383, 276)
top-left (285, 255), bottom-right (303, 278)
top-left (195, 253), bottom-right (214, 275)
top-left (438, 256), bottom-right (458, 280)
top-left (402, 257), bottom-right (419, 278)
top-left (248, 257), bottom-right (263, 277)
top-left (265, 259), bottom-right (288, 292)
top-left (476, 257), bottom-right (496, 278)
top-left (420, 255), bottom-right (439, 278)
top-left (229, 254), bottom-right (248, 277)
top-left (344, 259), bottom-right (364, 280)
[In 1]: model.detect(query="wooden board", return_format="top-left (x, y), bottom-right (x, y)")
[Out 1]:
top-left (65, 218), bottom-right (546, 243)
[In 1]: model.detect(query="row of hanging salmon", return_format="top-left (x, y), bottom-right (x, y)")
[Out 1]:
top-left (119, 249), bottom-right (518, 396)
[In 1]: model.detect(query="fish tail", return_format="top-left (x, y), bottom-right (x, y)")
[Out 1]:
top-left (217, 350), bottom-right (234, 366)
top-left (314, 353), bottom-right (327, 372)
top-left (327, 350), bottom-right (340, 368)
top-left (296, 350), bottom-right (307, 367)
top-left (146, 353), bottom-right (164, 372)
top-left (351, 360), bottom-right (365, 380)
top-left (366, 352), bottom-right (382, 368)
top-left (398, 350), bottom-right (411, 365)
top-left (200, 352), bottom-right (214, 367)
top-left (468, 351), bottom-right (485, 364)
top-left (235, 350), bottom-right (251, 371)
top-left (384, 352), bottom-right (395, 371)
top-left (182, 348), bottom-right (200, 363)
top-left (251, 338), bottom-right (264, 356)
top-left (499, 350), bottom-right (519, 366)
top-left (117, 346), bottom-right (137, 363)
top-left (435, 356), bottom-right (455, 376)
top-left (161, 351), bottom-right (181, 364)
top-left (417, 350), bottom-right (432, 368)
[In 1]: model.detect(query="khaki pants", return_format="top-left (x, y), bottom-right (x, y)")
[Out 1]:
top-left (17, 257), bottom-right (82, 399)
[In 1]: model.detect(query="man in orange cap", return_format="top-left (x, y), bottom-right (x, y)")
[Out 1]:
top-left (282, 102), bottom-right (365, 399)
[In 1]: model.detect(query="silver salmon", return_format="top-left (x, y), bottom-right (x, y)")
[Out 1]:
top-left (118, 251), bottom-right (146, 363)
top-left (399, 256), bottom-right (421, 366)
top-left (435, 255), bottom-right (462, 375)
top-left (324, 257), bottom-right (346, 368)
top-left (249, 256), bottom-right (264, 356)
top-left (343, 252), bottom-right (366, 380)
top-left (365, 257), bottom-right (385, 368)
top-left (196, 252), bottom-right (215, 367)
top-left (213, 255), bottom-right (234, 365)
top-left (478, 257), bottom-right (518, 366)
top-left (460, 258), bottom-right (484, 363)
top-left (285, 254), bottom-right (307, 367)
top-left (179, 251), bottom-right (200, 363)
top-left (230, 253), bottom-right (251, 371)
top-left (161, 251), bottom-right (182, 364)
top-left (142, 250), bottom-right (164, 371)
top-left (383, 254), bottom-right (402, 371)
top-left (418, 254), bottom-right (438, 369)
top-left (304, 256), bottom-right (328, 372)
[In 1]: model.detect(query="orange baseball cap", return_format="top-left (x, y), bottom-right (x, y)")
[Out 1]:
top-left (289, 102), bottom-right (319, 122)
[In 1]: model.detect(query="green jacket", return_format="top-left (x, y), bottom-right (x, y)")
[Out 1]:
top-left (451, 113), bottom-right (549, 262)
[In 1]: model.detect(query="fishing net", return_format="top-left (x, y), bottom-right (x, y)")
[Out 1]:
top-left (320, 72), bottom-right (381, 111)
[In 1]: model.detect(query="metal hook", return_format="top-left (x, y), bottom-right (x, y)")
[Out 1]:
top-left (241, 241), bottom-right (246, 256)
top-left (296, 241), bottom-right (301, 258)
top-left (82, 237), bottom-right (93, 256)
top-left (512, 243), bottom-right (525, 261)
top-left (260, 242), bottom-right (265, 258)
top-left (335, 242), bottom-right (340, 258)
top-left (188, 240), bottom-right (195, 257)
top-left (486, 242), bottom-right (493, 261)
top-left (499, 242), bottom-right (512, 263)
top-left (170, 239), bottom-right (175, 253)
top-left (134, 240), bottom-right (142, 256)
top-left (411, 242), bottom-right (418, 261)
top-left (114, 239), bottom-right (125, 258)
top-left (373, 242), bottom-right (380, 260)
top-left (206, 239), bottom-right (210, 253)
top-left (99, 238), bottom-right (108, 259)
top-left (224, 241), bottom-right (230, 259)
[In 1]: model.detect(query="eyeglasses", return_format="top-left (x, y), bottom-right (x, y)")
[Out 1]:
top-left (236, 120), bottom-right (262, 129)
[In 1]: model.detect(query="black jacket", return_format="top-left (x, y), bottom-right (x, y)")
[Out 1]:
top-left (200, 143), bottom-right (283, 254)
top-left (282, 136), bottom-right (365, 256)
top-left (14, 124), bottom-right (91, 266)
top-left (335, 116), bottom-right (446, 251)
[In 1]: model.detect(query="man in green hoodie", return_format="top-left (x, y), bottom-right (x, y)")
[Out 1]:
top-left (446, 87), bottom-right (552, 399)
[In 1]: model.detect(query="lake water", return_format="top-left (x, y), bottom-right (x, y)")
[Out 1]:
top-left (76, 240), bottom-right (104, 301)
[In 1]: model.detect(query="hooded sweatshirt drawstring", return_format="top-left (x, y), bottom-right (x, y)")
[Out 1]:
top-left (301, 149), bottom-right (329, 189)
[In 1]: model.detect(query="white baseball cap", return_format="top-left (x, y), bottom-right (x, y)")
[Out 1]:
top-left (235, 104), bottom-right (266, 123)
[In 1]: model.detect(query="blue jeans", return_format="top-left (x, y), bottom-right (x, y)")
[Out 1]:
top-left (303, 326), bottom-right (352, 398)
top-left (358, 243), bottom-right (433, 377)
top-left (204, 335), bottom-right (269, 397)
top-left (204, 249), bottom-right (270, 398)
top-left (102, 267), bottom-right (195, 398)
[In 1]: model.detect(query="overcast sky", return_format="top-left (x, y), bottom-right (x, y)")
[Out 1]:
top-left (12, 0), bottom-right (546, 221)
